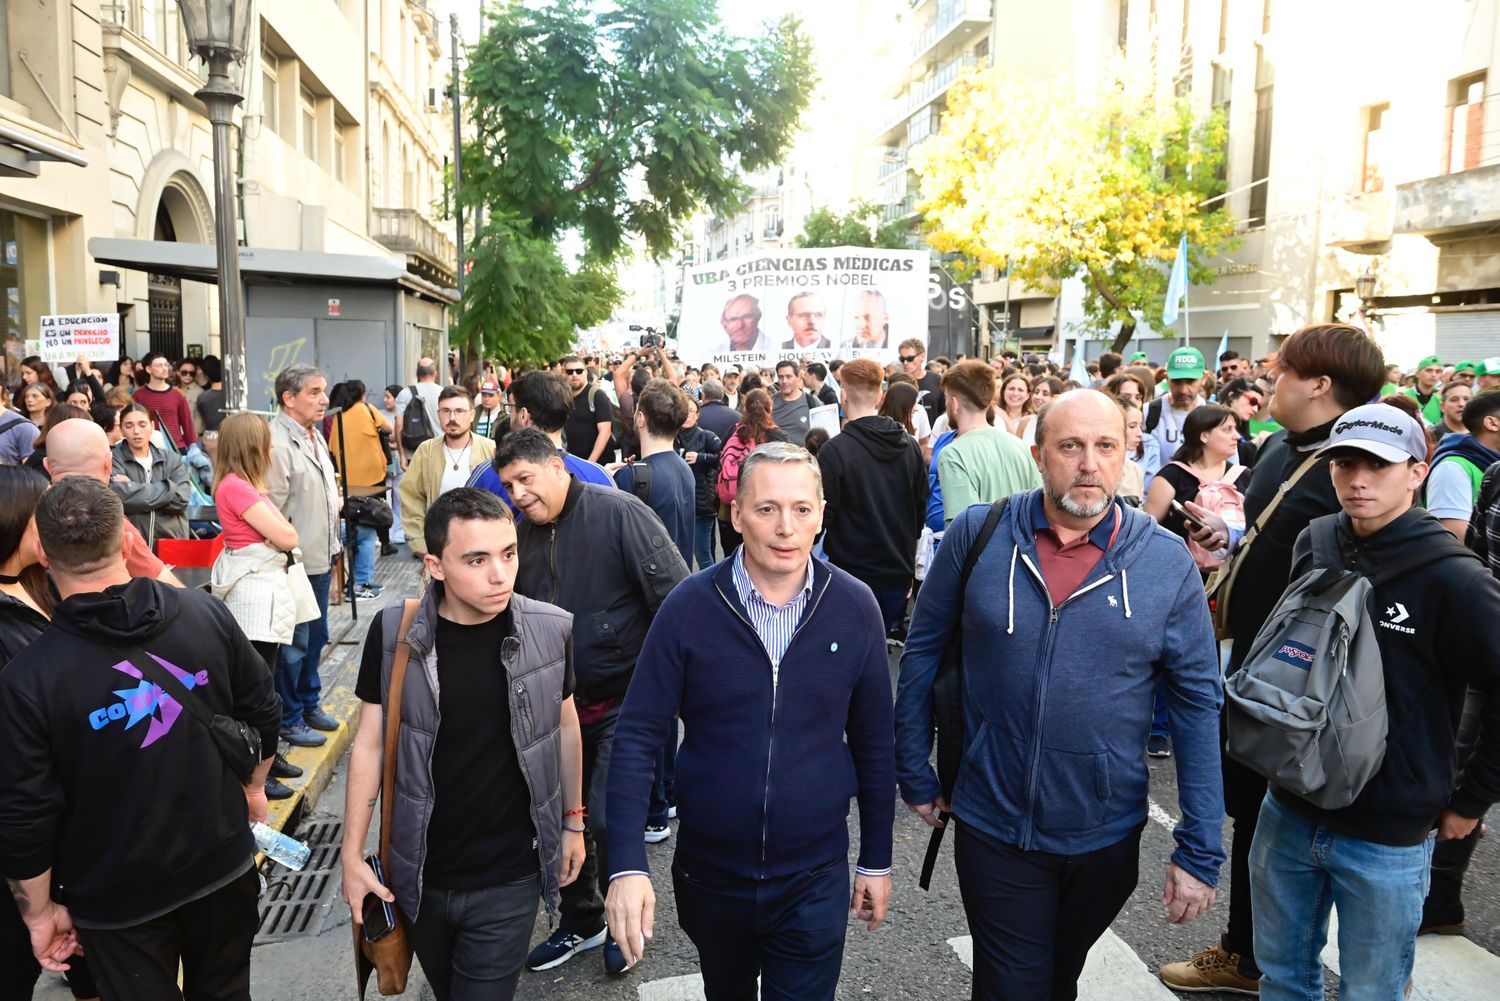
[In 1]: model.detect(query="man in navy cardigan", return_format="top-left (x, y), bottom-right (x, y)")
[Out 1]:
top-left (605, 442), bottom-right (895, 998)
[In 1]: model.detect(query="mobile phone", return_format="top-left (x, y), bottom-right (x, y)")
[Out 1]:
top-left (1170, 499), bottom-right (1203, 530)
top-left (362, 854), bottom-right (396, 943)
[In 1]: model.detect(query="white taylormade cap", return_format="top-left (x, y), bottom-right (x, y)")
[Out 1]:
top-left (1316, 404), bottom-right (1429, 464)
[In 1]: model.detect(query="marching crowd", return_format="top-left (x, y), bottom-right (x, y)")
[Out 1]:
top-left (0, 324), bottom-right (1496, 1001)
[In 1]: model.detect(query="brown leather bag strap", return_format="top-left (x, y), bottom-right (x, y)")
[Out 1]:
top-left (379, 599), bottom-right (421, 864)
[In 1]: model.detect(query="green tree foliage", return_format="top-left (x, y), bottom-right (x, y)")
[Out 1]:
top-left (459, 0), bottom-right (815, 366)
top-left (793, 201), bottom-right (912, 250)
top-left (916, 71), bottom-right (1239, 351)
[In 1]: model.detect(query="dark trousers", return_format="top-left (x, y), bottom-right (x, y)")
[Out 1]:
top-left (1, 897), bottom-right (99, 1001)
top-left (1221, 716), bottom-right (1269, 974)
top-left (955, 822), bottom-right (1142, 1001)
top-left (250, 640), bottom-right (278, 676)
top-left (870, 587), bottom-right (908, 638)
top-left (718, 518), bottom-right (742, 559)
top-left (409, 874), bottom-right (541, 1001)
top-left (648, 720), bottom-right (679, 827)
top-left (75, 866), bottom-right (259, 1001)
top-left (1425, 686), bottom-right (1487, 926)
top-left (673, 856), bottom-right (849, 1001)
top-left (558, 703), bottom-right (618, 936)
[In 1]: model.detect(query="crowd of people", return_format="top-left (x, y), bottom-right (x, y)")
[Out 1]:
top-left (0, 328), bottom-right (1496, 1001)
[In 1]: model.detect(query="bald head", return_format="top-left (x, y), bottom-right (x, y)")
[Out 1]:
top-left (1034, 389), bottom-right (1127, 448)
top-left (44, 418), bottom-right (112, 483)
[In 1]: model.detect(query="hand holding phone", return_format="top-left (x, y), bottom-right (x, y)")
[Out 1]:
top-left (359, 854), bottom-right (397, 943)
top-left (1169, 499), bottom-right (1203, 529)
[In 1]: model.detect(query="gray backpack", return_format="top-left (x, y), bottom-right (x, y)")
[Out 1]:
top-left (1224, 517), bottom-right (1455, 809)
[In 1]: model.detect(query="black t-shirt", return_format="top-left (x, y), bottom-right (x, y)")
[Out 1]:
top-left (356, 607), bottom-right (574, 889)
top-left (564, 384), bottom-right (613, 459)
top-left (197, 388), bottom-right (226, 432)
top-left (917, 371), bottom-right (945, 424)
top-left (815, 384), bottom-right (839, 408)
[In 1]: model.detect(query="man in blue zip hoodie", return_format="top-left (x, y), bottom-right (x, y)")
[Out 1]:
top-left (896, 390), bottom-right (1225, 1001)
top-left (604, 442), bottom-right (895, 999)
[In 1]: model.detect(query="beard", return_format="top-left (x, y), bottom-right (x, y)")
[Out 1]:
top-left (1046, 474), bottom-right (1115, 518)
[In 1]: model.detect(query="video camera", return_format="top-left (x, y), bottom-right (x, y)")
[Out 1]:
top-left (629, 324), bottom-right (665, 350)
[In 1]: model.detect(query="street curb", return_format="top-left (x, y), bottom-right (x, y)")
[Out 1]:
top-left (264, 680), bottom-right (362, 835)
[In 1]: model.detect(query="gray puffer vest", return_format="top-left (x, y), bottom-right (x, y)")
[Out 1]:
top-left (378, 586), bottom-right (573, 919)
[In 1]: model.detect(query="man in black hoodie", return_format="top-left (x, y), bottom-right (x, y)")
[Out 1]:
top-left (1162, 324), bottom-right (1386, 994)
top-left (0, 478), bottom-right (280, 1001)
top-left (1249, 404), bottom-right (1500, 1001)
top-left (814, 358), bottom-right (927, 638)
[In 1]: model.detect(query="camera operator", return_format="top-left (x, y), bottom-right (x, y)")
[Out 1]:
top-left (612, 345), bottom-right (677, 462)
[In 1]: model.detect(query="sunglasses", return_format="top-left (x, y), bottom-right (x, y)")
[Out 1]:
top-left (1242, 395), bottom-right (1263, 408)
top-left (899, 354), bottom-right (919, 363)
top-left (178, 368), bottom-right (196, 376)
top-left (564, 368), bottom-right (585, 375)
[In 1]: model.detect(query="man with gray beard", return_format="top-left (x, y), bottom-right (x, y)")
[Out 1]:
top-left (894, 391), bottom-right (1225, 1001)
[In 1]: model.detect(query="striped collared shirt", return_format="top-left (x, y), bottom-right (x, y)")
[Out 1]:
top-left (730, 547), bottom-right (814, 670)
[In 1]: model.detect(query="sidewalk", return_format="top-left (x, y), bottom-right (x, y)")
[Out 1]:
top-left (264, 546), bottom-right (427, 835)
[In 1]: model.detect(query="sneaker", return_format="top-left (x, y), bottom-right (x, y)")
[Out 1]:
top-left (668, 805), bottom-right (678, 820)
top-left (644, 823), bottom-right (671, 844)
top-left (604, 934), bottom-right (631, 975)
top-left (304, 708), bottom-right (339, 732)
top-left (1147, 735), bottom-right (1172, 758)
top-left (1158, 945), bottom-right (1260, 995)
top-left (352, 585), bottom-right (380, 601)
top-left (280, 723), bottom-right (326, 748)
top-left (270, 753), bottom-right (303, 779)
top-left (526, 926), bottom-right (607, 971)
top-left (265, 777), bottom-right (295, 800)
top-left (380, 543), bottom-right (398, 556)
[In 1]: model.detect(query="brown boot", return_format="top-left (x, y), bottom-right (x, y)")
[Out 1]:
top-left (1158, 944), bottom-right (1261, 995)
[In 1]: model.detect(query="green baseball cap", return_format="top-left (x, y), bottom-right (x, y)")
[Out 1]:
top-left (1455, 360), bottom-right (1479, 374)
top-left (1481, 356), bottom-right (1500, 376)
top-left (1415, 354), bottom-right (1442, 371)
top-left (1130, 351), bottom-right (1150, 363)
top-left (1166, 347), bottom-right (1205, 380)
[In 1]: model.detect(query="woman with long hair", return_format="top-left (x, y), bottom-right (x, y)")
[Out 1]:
top-left (674, 396), bottom-right (722, 570)
top-left (1216, 377), bottom-right (1262, 468)
top-left (110, 402), bottom-right (191, 543)
top-left (718, 388), bottom-right (789, 554)
top-left (879, 376), bottom-right (933, 461)
top-left (19, 383), bottom-right (54, 428)
top-left (1104, 371), bottom-right (1150, 408)
top-left (105, 356), bottom-right (136, 392)
top-left (326, 379), bottom-right (393, 597)
top-left (63, 381), bottom-right (93, 410)
top-left (23, 403), bottom-right (89, 474)
top-left (0, 466), bottom-right (103, 998)
top-left (1117, 399), bottom-right (1148, 506)
top-left (996, 372), bottom-right (1032, 437)
top-left (1144, 403), bottom-right (1248, 548)
top-left (211, 413), bottom-right (305, 798)
top-left (18, 356), bottom-right (59, 394)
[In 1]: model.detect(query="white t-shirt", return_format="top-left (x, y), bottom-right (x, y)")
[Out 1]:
top-left (909, 403), bottom-right (932, 444)
top-left (1426, 459), bottom-right (1476, 521)
top-left (438, 439), bottom-right (476, 495)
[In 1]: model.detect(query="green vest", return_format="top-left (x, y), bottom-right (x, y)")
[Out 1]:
top-left (1402, 387), bottom-right (1442, 425)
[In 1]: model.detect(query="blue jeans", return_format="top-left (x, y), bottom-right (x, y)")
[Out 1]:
top-left (354, 524), bottom-right (377, 586)
top-left (409, 873), bottom-right (541, 1001)
top-left (1150, 678), bottom-right (1169, 739)
top-left (1250, 793), bottom-right (1434, 1001)
top-left (694, 515), bottom-right (717, 570)
top-left (276, 570), bottom-right (331, 728)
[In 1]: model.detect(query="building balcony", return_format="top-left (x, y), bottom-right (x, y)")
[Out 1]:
top-left (882, 194), bottom-right (919, 222)
top-left (372, 207), bottom-right (456, 286)
top-left (1393, 162), bottom-right (1500, 240)
top-left (1324, 190), bottom-right (1393, 253)
top-left (911, 0), bottom-right (992, 63)
top-left (872, 52), bottom-right (983, 144)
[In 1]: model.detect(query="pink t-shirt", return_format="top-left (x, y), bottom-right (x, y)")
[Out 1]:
top-left (215, 473), bottom-right (273, 551)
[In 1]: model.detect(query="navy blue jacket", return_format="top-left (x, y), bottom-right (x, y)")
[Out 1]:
top-left (607, 557), bottom-right (895, 879)
top-left (894, 493), bottom-right (1226, 886)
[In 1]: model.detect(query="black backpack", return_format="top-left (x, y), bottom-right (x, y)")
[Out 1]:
top-left (918, 496), bottom-right (1009, 890)
top-left (399, 385), bottom-right (435, 454)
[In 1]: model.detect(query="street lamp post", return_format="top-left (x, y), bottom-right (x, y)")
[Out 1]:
top-left (176, 0), bottom-right (254, 411)
top-left (1356, 269), bottom-right (1378, 328)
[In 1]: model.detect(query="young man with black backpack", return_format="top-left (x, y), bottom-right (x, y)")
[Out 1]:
top-left (1240, 405), bottom-right (1500, 1001)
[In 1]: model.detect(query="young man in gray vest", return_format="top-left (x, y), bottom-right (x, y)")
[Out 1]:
top-left (340, 488), bottom-right (584, 1001)
top-left (1249, 406), bottom-right (1500, 1001)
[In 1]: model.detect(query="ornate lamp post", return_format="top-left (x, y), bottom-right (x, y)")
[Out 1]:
top-left (1356, 269), bottom-right (1378, 326)
top-left (177, 0), bottom-right (254, 411)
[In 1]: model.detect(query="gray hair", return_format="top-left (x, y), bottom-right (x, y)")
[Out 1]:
top-left (274, 363), bottom-right (324, 407)
top-left (701, 379), bottom-right (726, 402)
top-left (736, 441), bottom-right (823, 503)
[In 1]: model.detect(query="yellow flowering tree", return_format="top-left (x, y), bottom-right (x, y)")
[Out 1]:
top-left (914, 71), bottom-right (1237, 350)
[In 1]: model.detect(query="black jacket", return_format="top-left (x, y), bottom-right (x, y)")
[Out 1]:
top-left (816, 415), bottom-right (927, 589)
top-left (697, 401), bottom-right (740, 445)
top-left (675, 426), bottom-right (722, 517)
top-left (0, 592), bottom-right (47, 667)
top-left (1277, 509), bottom-right (1500, 844)
top-left (1227, 422), bottom-right (1342, 672)
top-left (513, 478), bottom-right (689, 703)
top-left (0, 579), bottom-right (282, 925)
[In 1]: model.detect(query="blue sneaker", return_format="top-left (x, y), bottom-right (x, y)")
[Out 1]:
top-left (604, 934), bottom-right (631, 975)
top-left (526, 926), bottom-right (606, 971)
top-left (279, 723), bottom-right (325, 748)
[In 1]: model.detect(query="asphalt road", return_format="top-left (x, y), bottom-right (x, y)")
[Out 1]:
top-left (36, 648), bottom-right (1499, 1001)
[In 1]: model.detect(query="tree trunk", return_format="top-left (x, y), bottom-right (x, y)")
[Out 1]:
top-left (1109, 318), bottom-right (1138, 354)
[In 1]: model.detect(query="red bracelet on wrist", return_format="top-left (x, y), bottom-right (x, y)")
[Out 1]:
top-left (563, 807), bottom-right (587, 819)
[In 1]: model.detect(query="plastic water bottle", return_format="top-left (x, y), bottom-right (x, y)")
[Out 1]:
top-left (251, 822), bottom-right (311, 871)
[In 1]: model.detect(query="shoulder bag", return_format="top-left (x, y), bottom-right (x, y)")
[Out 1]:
top-left (355, 599), bottom-right (420, 999)
top-left (1204, 452), bottom-right (1321, 640)
top-left (124, 648), bottom-right (262, 783)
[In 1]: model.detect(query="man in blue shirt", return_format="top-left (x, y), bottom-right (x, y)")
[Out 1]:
top-left (469, 371), bottom-right (613, 512)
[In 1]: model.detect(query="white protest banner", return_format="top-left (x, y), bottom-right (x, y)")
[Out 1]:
top-left (39, 313), bottom-right (120, 363)
top-left (809, 403), bottom-right (841, 438)
top-left (677, 247), bottom-right (929, 369)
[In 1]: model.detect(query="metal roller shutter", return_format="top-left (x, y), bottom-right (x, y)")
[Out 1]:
top-left (1435, 311), bottom-right (1500, 361)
